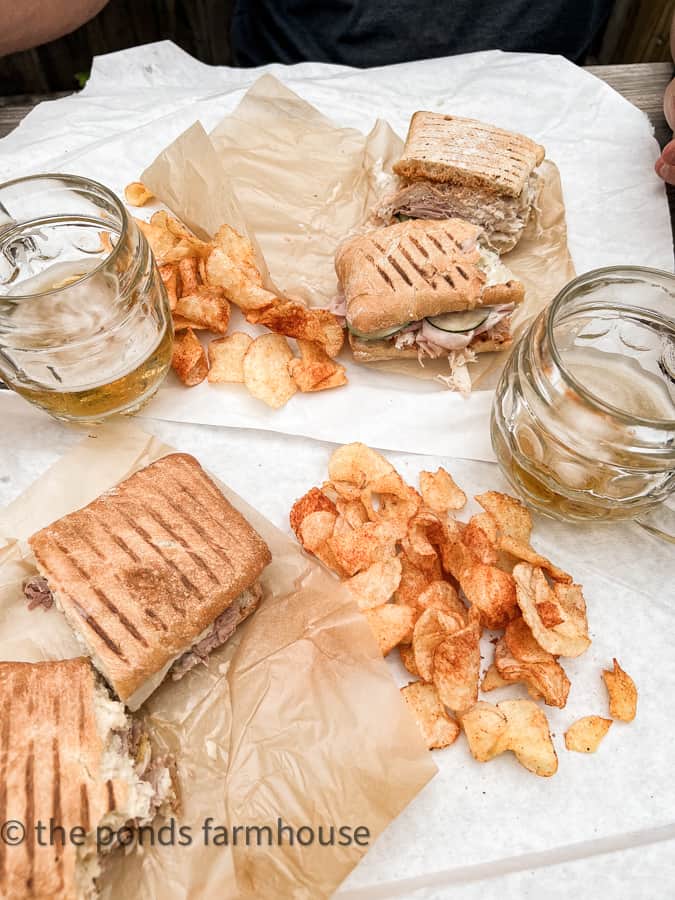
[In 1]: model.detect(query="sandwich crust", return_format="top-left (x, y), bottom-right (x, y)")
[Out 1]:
top-left (0, 658), bottom-right (125, 900)
top-left (393, 111), bottom-right (545, 198)
top-left (29, 454), bottom-right (272, 707)
top-left (336, 219), bottom-right (523, 334)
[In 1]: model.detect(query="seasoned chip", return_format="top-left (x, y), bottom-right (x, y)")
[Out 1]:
top-left (289, 341), bottom-right (348, 392)
top-left (172, 315), bottom-right (207, 331)
top-left (175, 290), bottom-right (230, 334)
top-left (412, 608), bottom-right (464, 682)
top-left (124, 181), bottom-right (154, 207)
top-left (248, 302), bottom-right (344, 358)
top-left (292, 339), bottom-right (346, 391)
top-left (178, 256), bottom-right (200, 295)
top-left (463, 513), bottom-right (498, 565)
top-left (335, 498), bottom-right (370, 529)
top-left (497, 699), bottom-right (558, 777)
top-left (417, 581), bottom-right (467, 620)
top-left (171, 327), bottom-right (208, 386)
top-left (298, 511), bottom-right (337, 553)
top-left (136, 217), bottom-right (178, 260)
top-left (208, 332), bottom-right (253, 383)
top-left (243, 333), bottom-right (298, 409)
top-left (419, 468), bottom-right (466, 513)
top-left (481, 664), bottom-right (510, 693)
top-left (460, 564), bottom-right (518, 630)
top-left (290, 487), bottom-right (337, 540)
top-left (401, 512), bottom-right (444, 575)
top-left (565, 716), bottom-right (612, 753)
top-left (158, 263), bottom-right (178, 310)
top-left (399, 643), bottom-right (419, 677)
top-left (433, 619), bottom-right (481, 712)
top-left (602, 659), bottom-right (637, 722)
top-left (436, 519), bottom-right (479, 581)
top-left (476, 491), bottom-right (532, 543)
top-left (328, 443), bottom-right (396, 490)
top-left (459, 701), bottom-right (510, 762)
top-left (401, 681), bottom-right (460, 750)
top-left (499, 535), bottom-right (572, 584)
top-left (205, 224), bottom-right (276, 311)
top-left (394, 554), bottom-right (434, 609)
top-left (495, 618), bottom-right (571, 708)
top-left (364, 604), bottom-right (416, 656)
top-left (328, 518), bottom-right (398, 577)
top-left (513, 564), bottom-right (591, 657)
top-left (346, 557), bottom-right (403, 610)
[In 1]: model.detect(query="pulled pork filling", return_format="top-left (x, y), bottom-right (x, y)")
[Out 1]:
top-left (23, 575), bottom-right (54, 610)
top-left (112, 717), bottom-right (174, 816)
top-left (376, 174), bottom-right (539, 252)
top-left (170, 582), bottom-right (263, 680)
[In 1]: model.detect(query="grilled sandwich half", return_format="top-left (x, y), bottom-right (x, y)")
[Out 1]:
top-left (378, 111), bottom-right (545, 252)
top-left (28, 453), bottom-right (271, 710)
top-left (0, 657), bottom-right (174, 900)
top-left (335, 218), bottom-right (524, 363)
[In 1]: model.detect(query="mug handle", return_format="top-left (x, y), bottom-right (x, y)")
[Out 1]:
top-left (635, 496), bottom-right (675, 544)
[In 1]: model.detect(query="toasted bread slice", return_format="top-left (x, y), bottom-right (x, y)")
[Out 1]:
top-left (29, 454), bottom-right (271, 709)
top-left (336, 219), bottom-right (524, 335)
top-left (393, 111), bottom-right (545, 198)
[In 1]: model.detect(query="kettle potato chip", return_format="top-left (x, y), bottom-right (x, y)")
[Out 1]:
top-left (565, 716), bottom-right (612, 753)
top-left (475, 491), bottom-right (532, 544)
top-left (243, 333), bottom-right (298, 409)
top-left (513, 564), bottom-right (590, 657)
top-left (208, 332), bottom-right (253, 383)
top-left (602, 659), bottom-right (637, 722)
top-left (419, 468), bottom-right (466, 513)
top-left (459, 701), bottom-right (510, 762)
top-left (460, 563), bottom-right (518, 630)
top-left (346, 558), bottom-right (403, 610)
top-left (401, 681), bottom-right (460, 750)
top-left (171, 327), bottom-right (208, 386)
top-left (495, 617), bottom-right (571, 708)
top-left (124, 181), bottom-right (154, 206)
top-left (412, 608), bottom-right (464, 683)
top-left (363, 604), bottom-right (416, 655)
top-left (432, 619), bottom-right (481, 712)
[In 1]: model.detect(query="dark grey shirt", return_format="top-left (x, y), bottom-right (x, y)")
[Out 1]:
top-left (231, 0), bottom-right (613, 67)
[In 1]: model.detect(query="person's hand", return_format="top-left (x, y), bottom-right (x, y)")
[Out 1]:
top-left (655, 139), bottom-right (675, 185)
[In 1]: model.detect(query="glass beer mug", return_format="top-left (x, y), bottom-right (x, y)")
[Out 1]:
top-left (492, 267), bottom-right (675, 533)
top-left (0, 174), bottom-right (173, 422)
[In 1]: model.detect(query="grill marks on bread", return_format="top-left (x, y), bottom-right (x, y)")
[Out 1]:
top-left (28, 454), bottom-right (271, 705)
top-left (394, 112), bottom-right (545, 198)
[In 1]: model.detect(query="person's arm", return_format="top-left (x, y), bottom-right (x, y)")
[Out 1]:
top-left (0, 0), bottom-right (109, 57)
top-left (654, 12), bottom-right (675, 185)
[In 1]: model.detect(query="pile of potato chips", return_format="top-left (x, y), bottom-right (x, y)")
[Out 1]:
top-left (290, 443), bottom-right (637, 777)
top-left (125, 183), bottom-right (347, 407)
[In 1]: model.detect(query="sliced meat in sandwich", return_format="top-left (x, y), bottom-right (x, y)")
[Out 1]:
top-left (0, 657), bottom-right (174, 900)
top-left (27, 453), bottom-right (271, 711)
top-left (377, 111), bottom-right (545, 252)
top-left (335, 218), bottom-right (524, 364)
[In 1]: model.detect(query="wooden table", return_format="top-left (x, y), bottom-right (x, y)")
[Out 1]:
top-left (1, 62), bottom-right (673, 233)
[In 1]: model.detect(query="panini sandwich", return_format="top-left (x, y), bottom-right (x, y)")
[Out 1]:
top-left (26, 453), bottom-right (271, 710)
top-left (0, 657), bottom-right (174, 900)
top-left (335, 218), bottom-right (524, 364)
top-left (378, 111), bottom-right (545, 251)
